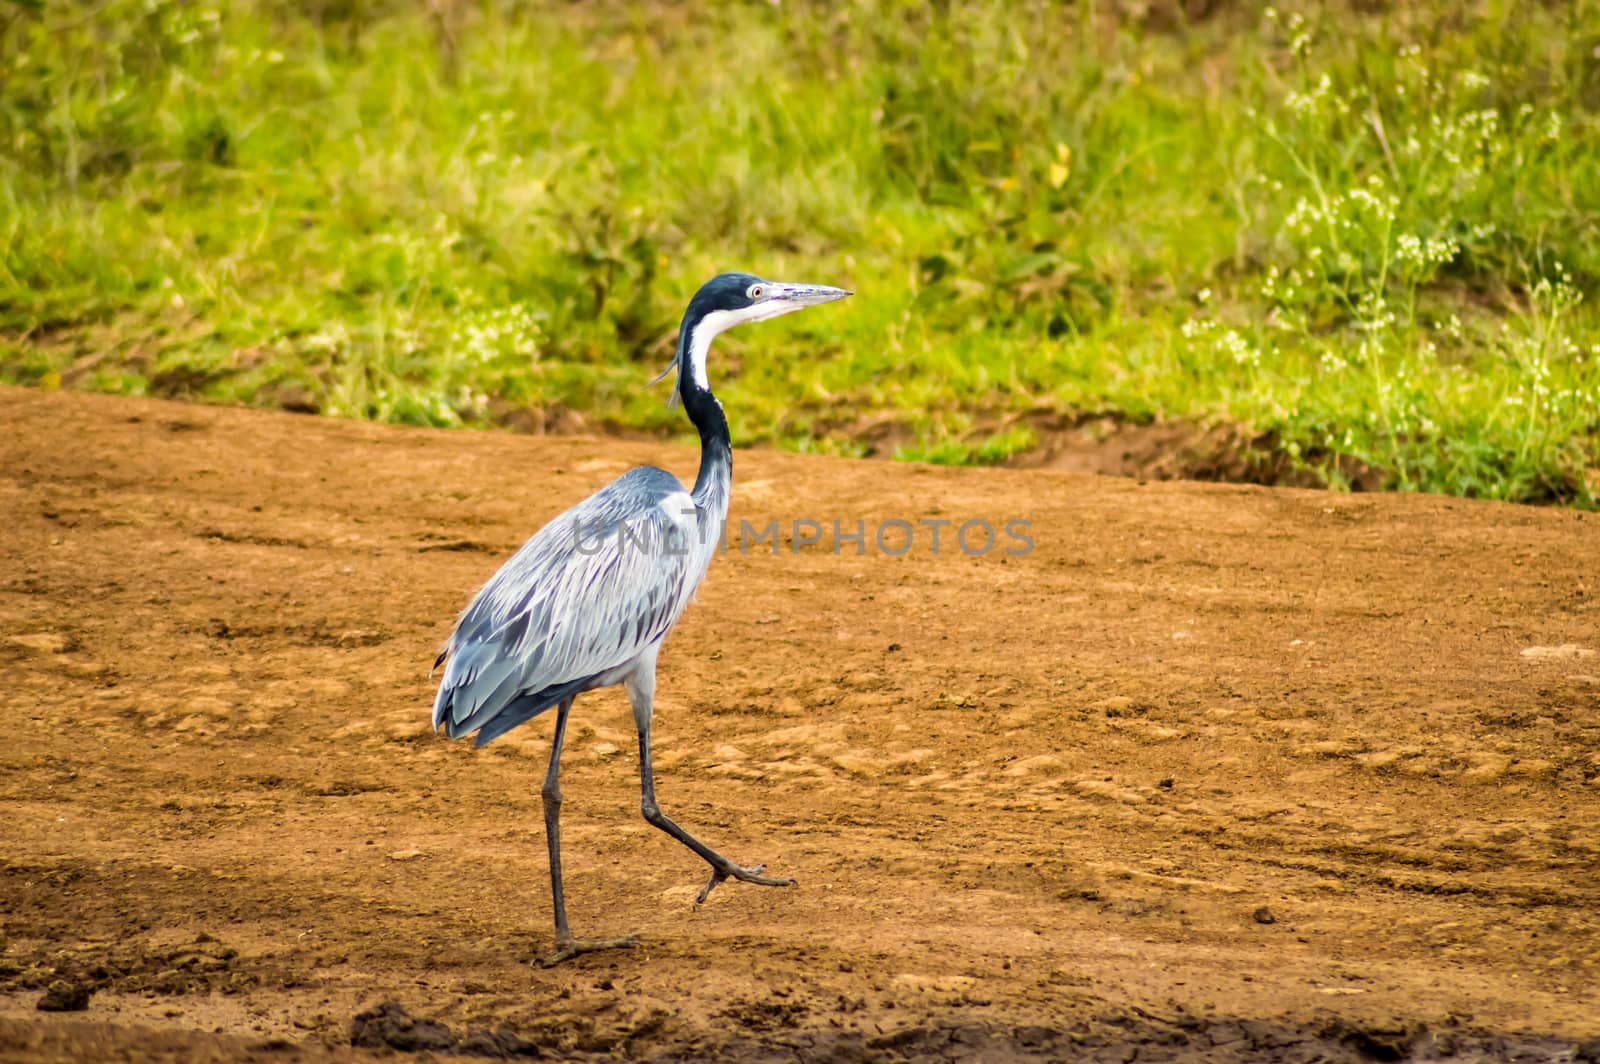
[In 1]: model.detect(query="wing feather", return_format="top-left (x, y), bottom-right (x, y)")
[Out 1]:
top-left (431, 468), bottom-right (712, 742)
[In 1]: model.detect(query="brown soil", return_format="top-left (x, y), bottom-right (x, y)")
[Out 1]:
top-left (2, 385), bottom-right (1598, 1062)
top-left (1000, 413), bottom-right (1386, 492)
top-left (817, 407), bottom-right (1387, 493)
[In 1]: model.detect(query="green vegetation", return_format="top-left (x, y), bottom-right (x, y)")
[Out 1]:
top-left (3, 1), bottom-right (1597, 504)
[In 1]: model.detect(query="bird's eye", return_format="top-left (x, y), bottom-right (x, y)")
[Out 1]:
top-left (747, 284), bottom-right (764, 299)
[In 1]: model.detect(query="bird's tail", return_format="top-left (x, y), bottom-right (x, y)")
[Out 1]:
top-left (431, 641), bottom-right (595, 747)
top-left (462, 678), bottom-right (590, 747)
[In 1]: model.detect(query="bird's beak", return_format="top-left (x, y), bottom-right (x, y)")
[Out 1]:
top-left (772, 283), bottom-right (853, 307)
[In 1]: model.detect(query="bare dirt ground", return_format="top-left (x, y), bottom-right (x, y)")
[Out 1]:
top-left (2, 385), bottom-right (1598, 1063)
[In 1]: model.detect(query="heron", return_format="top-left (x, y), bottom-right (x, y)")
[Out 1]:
top-left (431, 272), bottom-right (851, 966)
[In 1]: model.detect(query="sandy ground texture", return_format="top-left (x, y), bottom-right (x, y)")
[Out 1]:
top-left (2, 385), bottom-right (1599, 1063)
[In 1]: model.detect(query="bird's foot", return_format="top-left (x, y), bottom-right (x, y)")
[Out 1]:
top-left (694, 862), bottom-right (797, 907)
top-left (538, 934), bottom-right (639, 968)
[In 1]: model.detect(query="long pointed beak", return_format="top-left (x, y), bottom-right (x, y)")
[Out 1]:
top-left (772, 283), bottom-right (853, 307)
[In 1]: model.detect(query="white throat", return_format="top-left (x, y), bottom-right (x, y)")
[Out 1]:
top-left (684, 302), bottom-right (802, 392)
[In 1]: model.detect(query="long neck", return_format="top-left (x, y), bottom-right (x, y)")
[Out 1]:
top-left (677, 314), bottom-right (733, 512)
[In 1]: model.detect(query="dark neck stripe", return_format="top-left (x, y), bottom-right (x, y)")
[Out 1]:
top-left (677, 311), bottom-right (733, 501)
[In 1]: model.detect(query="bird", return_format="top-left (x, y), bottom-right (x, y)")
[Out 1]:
top-left (431, 272), bottom-right (851, 966)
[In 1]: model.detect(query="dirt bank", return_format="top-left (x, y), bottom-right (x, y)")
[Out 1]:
top-left (1, 386), bottom-right (1597, 1060)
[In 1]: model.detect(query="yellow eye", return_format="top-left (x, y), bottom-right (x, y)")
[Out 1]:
top-left (747, 284), bottom-right (764, 299)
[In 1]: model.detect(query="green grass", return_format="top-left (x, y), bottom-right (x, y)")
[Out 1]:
top-left (2, 0), bottom-right (1598, 505)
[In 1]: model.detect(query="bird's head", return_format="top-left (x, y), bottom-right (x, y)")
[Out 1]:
top-left (656, 273), bottom-right (852, 403)
top-left (686, 272), bottom-right (853, 327)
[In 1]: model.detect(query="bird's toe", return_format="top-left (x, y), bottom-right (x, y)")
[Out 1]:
top-left (693, 862), bottom-right (797, 906)
top-left (538, 934), bottom-right (639, 968)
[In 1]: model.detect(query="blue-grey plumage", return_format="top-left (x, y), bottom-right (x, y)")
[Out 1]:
top-left (431, 463), bottom-right (725, 747)
top-left (429, 272), bottom-right (850, 966)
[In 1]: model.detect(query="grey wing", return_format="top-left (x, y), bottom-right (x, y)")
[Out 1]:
top-left (431, 468), bottom-right (707, 744)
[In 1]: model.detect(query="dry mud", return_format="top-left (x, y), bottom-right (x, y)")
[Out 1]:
top-left (1, 386), bottom-right (1598, 1061)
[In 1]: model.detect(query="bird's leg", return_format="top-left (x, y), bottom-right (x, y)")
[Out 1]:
top-left (538, 697), bottom-right (636, 968)
top-left (628, 672), bottom-right (795, 906)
